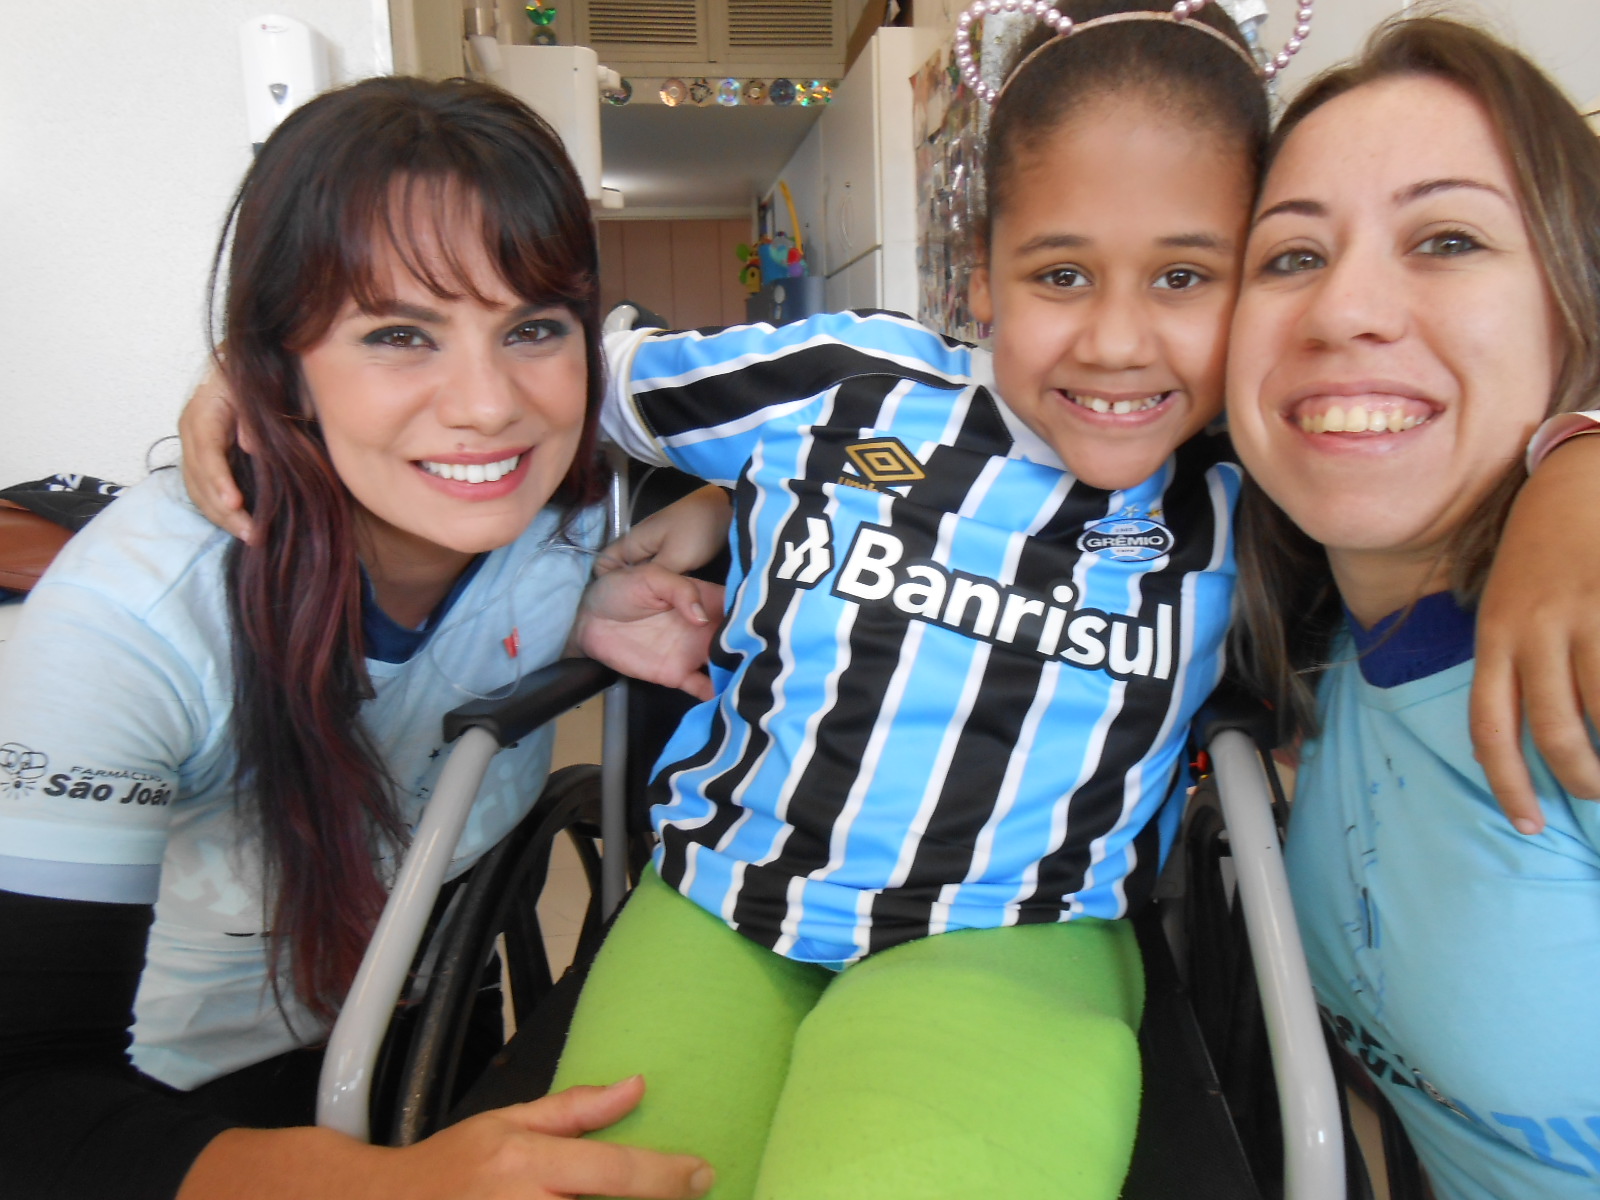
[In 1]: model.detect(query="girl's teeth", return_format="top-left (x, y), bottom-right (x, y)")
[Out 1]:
top-left (1069, 392), bottom-right (1167, 415)
top-left (421, 454), bottom-right (522, 482)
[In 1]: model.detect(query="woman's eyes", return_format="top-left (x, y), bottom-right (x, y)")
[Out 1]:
top-left (363, 326), bottom-right (434, 349)
top-left (507, 318), bottom-right (569, 345)
top-left (1415, 230), bottom-right (1484, 257)
top-left (359, 317), bottom-right (569, 349)
top-left (1261, 248), bottom-right (1326, 276)
top-left (1255, 229), bottom-right (1485, 277)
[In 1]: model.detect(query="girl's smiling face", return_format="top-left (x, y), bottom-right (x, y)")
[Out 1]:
top-left (1227, 75), bottom-right (1561, 621)
top-left (971, 96), bottom-right (1254, 491)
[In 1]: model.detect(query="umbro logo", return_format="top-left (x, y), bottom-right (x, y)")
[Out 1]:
top-left (840, 437), bottom-right (926, 493)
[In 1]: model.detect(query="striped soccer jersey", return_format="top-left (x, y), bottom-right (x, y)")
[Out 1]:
top-left (602, 311), bottom-right (1240, 964)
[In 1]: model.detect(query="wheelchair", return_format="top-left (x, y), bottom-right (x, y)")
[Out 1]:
top-left (303, 442), bottom-right (1406, 1200)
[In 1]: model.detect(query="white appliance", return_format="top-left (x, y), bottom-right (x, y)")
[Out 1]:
top-left (239, 15), bottom-right (329, 150)
top-left (769, 29), bottom-right (926, 314)
top-left (486, 45), bottom-right (608, 202)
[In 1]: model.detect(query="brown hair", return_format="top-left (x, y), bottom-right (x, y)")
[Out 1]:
top-left (212, 75), bottom-right (604, 1019)
top-left (1232, 16), bottom-right (1600, 743)
top-left (981, 0), bottom-right (1269, 242)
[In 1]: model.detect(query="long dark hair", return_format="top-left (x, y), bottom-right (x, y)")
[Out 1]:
top-left (210, 76), bottom-right (605, 1019)
top-left (981, 0), bottom-right (1269, 242)
top-left (1232, 16), bottom-right (1600, 743)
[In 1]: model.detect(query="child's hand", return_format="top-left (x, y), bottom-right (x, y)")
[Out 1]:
top-left (598, 485), bottom-right (732, 578)
top-left (179, 362), bottom-right (254, 543)
top-left (573, 564), bottom-right (723, 701)
top-left (1473, 435), bottom-right (1600, 832)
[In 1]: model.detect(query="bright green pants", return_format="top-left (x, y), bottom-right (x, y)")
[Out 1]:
top-left (551, 870), bottom-right (1144, 1200)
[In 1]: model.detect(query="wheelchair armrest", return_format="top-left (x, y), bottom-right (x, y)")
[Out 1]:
top-left (1196, 680), bottom-right (1279, 754)
top-left (443, 658), bottom-right (618, 748)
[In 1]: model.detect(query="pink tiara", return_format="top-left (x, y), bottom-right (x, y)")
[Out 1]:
top-left (955, 0), bottom-right (1316, 106)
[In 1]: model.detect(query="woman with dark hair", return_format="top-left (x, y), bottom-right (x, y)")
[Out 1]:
top-left (0, 76), bottom-right (713, 1200)
top-left (1229, 17), bottom-right (1600, 1198)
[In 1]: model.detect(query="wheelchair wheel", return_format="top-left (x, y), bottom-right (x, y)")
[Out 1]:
top-left (386, 764), bottom-right (606, 1146)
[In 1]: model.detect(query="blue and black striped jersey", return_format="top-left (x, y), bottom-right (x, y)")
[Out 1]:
top-left (602, 311), bottom-right (1240, 964)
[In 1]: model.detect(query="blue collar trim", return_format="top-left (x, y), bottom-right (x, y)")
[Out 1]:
top-left (362, 554), bottom-right (488, 664)
top-left (1345, 591), bottom-right (1476, 688)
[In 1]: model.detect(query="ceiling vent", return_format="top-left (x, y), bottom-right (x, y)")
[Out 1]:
top-left (575, 0), bottom-right (846, 77)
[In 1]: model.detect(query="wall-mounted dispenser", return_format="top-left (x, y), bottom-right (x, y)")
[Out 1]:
top-left (239, 15), bottom-right (329, 151)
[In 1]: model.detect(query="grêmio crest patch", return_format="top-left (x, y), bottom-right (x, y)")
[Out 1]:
top-left (1077, 515), bottom-right (1175, 562)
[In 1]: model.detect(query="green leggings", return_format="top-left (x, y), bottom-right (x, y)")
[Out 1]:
top-left (551, 870), bottom-right (1144, 1200)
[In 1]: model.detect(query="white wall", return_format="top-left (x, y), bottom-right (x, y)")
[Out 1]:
top-left (1265, 0), bottom-right (1600, 105)
top-left (0, 1), bottom-right (392, 488)
top-left (912, 0), bottom-right (1600, 108)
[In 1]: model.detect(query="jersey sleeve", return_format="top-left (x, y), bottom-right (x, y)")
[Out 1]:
top-left (0, 579), bottom-right (207, 905)
top-left (600, 312), bottom-right (977, 485)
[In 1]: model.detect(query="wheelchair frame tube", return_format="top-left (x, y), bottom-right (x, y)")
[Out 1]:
top-left (600, 677), bottom-right (630, 915)
top-left (1208, 728), bottom-right (1345, 1200)
top-left (600, 450), bottom-right (633, 917)
top-left (317, 725), bottom-right (501, 1140)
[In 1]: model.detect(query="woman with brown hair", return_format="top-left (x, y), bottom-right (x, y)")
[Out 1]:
top-left (0, 75), bottom-right (712, 1200)
top-left (1229, 17), bottom-right (1600, 1198)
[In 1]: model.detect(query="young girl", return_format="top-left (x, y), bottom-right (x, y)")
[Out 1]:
top-left (552, 4), bottom-right (1274, 1197)
top-left (0, 77), bottom-right (713, 1200)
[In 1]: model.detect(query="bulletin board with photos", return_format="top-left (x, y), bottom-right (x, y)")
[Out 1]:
top-left (912, 43), bottom-right (986, 345)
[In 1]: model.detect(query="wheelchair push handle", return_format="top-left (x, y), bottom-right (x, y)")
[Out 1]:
top-left (1207, 727), bottom-right (1346, 1200)
top-left (443, 658), bottom-right (618, 748)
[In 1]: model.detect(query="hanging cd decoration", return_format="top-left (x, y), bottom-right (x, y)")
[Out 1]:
top-left (770, 78), bottom-right (797, 106)
top-left (532, 28), bottom-right (558, 45)
top-left (602, 78), bottom-right (633, 106)
top-left (743, 79), bottom-right (768, 106)
top-left (717, 78), bottom-right (741, 106)
top-left (688, 78), bottom-right (714, 106)
top-left (799, 80), bottom-right (835, 106)
top-left (524, 2), bottom-right (557, 25)
top-left (659, 78), bottom-right (688, 106)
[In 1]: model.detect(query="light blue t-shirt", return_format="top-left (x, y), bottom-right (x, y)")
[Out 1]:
top-left (0, 470), bottom-right (601, 1088)
top-left (1287, 595), bottom-right (1600, 1199)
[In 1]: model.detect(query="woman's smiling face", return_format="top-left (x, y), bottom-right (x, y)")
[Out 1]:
top-left (297, 202), bottom-right (588, 577)
top-left (1226, 74), bottom-right (1561, 620)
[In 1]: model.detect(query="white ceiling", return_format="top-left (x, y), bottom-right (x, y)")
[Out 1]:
top-left (599, 100), bottom-right (823, 214)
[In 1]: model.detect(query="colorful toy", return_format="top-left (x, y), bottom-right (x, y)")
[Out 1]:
top-left (735, 243), bottom-right (762, 294)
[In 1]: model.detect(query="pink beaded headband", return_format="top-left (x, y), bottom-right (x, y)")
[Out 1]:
top-left (955, 0), bottom-right (1317, 107)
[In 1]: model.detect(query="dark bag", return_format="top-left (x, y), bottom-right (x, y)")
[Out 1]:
top-left (0, 474), bottom-right (124, 596)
